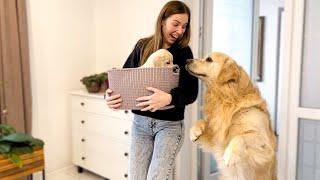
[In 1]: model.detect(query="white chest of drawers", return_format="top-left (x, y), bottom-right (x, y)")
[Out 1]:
top-left (70, 90), bottom-right (133, 180)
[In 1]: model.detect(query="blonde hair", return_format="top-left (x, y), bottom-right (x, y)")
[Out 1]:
top-left (139, 1), bottom-right (191, 65)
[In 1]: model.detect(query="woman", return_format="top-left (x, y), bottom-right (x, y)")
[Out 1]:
top-left (106, 1), bottom-right (198, 179)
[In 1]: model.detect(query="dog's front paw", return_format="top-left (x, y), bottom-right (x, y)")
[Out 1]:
top-left (190, 125), bottom-right (204, 142)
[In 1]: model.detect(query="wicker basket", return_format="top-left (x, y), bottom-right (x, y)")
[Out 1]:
top-left (107, 66), bottom-right (180, 110)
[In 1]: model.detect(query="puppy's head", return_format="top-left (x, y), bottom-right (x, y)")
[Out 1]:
top-left (145, 49), bottom-right (173, 68)
top-left (186, 52), bottom-right (240, 84)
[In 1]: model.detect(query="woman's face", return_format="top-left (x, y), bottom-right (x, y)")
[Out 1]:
top-left (162, 13), bottom-right (189, 48)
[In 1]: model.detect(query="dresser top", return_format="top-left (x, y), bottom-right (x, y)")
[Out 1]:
top-left (70, 89), bottom-right (105, 99)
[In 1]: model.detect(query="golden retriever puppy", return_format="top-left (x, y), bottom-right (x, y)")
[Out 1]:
top-left (186, 52), bottom-right (277, 180)
top-left (140, 49), bottom-right (174, 68)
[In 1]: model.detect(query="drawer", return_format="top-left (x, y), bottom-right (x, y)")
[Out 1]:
top-left (72, 111), bottom-right (132, 143)
top-left (81, 132), bottom-right (130, 179)
top-left (71, 95), bottom-right (131, 119)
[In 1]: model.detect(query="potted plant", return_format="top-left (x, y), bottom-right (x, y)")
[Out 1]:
top-left (80, 72), bottom-right (108, 93)
top-left (0, 124), bottom-right (44, 168)
top-left (98, 72), bottom-right (109, 92)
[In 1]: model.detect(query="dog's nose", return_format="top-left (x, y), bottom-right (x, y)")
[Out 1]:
top-left (186, 59), bottom-right (193, 64)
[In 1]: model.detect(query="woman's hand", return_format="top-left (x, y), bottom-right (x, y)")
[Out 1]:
top-left (136, 87), bottom-right (172, 112)
top-left (105, 89), bottom-right (122, 110)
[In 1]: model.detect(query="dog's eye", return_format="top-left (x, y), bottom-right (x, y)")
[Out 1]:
top-left (205, 57), bottom-right (213, 62)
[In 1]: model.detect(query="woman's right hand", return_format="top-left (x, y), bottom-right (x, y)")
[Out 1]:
top-left (105, 89), bottom-right (122, 110)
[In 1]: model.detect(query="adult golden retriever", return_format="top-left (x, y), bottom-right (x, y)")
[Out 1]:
top-left (186, 52), bottom-right (277, 180)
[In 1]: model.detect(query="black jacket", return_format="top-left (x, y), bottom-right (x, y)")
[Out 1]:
top-left (123, 41), bottom-right (198, 121)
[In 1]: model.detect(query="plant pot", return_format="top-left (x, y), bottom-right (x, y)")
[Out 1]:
top-left (86, 82), bottom-right (101, 93)
top-left (0, 148), bottom-right (45, 179)
top-left (100, 80), bottom-right (109, 92)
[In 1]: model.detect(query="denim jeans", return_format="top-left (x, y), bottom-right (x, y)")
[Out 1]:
top-left (129, 114), bottom-right (185, 180)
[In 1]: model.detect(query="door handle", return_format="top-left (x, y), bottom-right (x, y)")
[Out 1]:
top-left (1, 109), bottom-right (8, 115)
top-left (253, 16), bottom-right (265, 82)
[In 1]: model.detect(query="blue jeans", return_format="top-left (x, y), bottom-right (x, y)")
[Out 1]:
top-left (129, 114), bottom-right (185, 180)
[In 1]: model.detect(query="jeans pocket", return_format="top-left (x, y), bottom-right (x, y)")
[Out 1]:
top-left (180, 121), bottom-right (185, 136)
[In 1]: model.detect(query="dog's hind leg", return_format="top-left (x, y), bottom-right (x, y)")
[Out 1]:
top-left (223, 133), bottom-right (274, 166)
top-left (222, 133), bottom-right (276, 179)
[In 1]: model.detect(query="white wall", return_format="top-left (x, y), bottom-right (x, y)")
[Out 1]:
top-left (27, 0), bottom-right (95, 172)
top-left (95, 0), bottom-right (169, 71)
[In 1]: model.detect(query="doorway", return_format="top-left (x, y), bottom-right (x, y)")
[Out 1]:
top-left (197, 0), bottom-right (286, 178)
top-left (198, 0), bottom-right (255, 179)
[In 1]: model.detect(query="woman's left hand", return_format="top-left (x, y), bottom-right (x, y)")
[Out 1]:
top-left (136, 87), bottom-right (172, 112)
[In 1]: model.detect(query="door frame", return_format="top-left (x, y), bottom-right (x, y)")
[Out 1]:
top-left (196, 0), bottom-right (256, 179)
top-left (277, 0), bottom-right (295, 178)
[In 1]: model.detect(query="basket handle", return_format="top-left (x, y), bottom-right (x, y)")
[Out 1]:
top-left (172, 65), bottom-right (180, 75)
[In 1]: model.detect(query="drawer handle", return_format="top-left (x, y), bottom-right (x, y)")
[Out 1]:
top-left (81, 120), bottom-right (85, 124)
top-left (81, 138), bottom-right (85, 142)
top-left (124, 152), bottom-right (129, 157)
top-left (80, 102), bottom-right (85, 106)
top-left (124, 131), bottom-right (129, 135)
top-left (81, 157), bottom-right (86, 160)
top-left (124, 174), bottom-right (128, 178)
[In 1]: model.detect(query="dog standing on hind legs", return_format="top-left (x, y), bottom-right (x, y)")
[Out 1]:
top-left (186, 52), bottom-right (277, 180)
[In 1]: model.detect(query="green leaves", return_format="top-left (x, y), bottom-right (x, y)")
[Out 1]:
top-left (0, 133), bottom-right (34, 143)
top-left (0, 124), bottom-right (16, 135)
top-left (11, 146), bottom-right (33, 154)
top-left (0, 124), bottom-right (44, 167)
top-left (30, 138), bottom-right (45, 147)
top-left (7, 153), bottom-right (23, 168)
top-left (80, 72), bottom-right (108, 86)
top-left (0, 142), bottom-right (11, 153)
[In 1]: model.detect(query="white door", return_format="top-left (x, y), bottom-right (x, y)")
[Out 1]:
top-left (255, 0), bottom-right (284, 135)
top-left (279, 0), bottom-right (320, 179)
top-left (199, 0), bottom-right (254, 179)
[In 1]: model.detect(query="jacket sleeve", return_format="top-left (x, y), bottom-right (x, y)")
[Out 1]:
top-left (122, 42), bottom-right (141, 68)
top-left (170, 47), bottom-right (199, 107)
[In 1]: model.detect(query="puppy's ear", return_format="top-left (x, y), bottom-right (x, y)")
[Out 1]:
top-left (217, 60), bottom-right (239, 83)
top-left (153, 56), bottom-right (162, 67)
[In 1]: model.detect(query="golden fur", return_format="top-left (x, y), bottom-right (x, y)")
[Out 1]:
top-left (186, 52), bottom-right (277, 180)
top-left (139, 49), bottom-right (173, 68)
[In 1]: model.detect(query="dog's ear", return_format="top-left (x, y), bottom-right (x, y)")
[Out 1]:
top-left (217, 60), bottom-right (239, 83)
top-left (153, 56), bottom-right (162, 67)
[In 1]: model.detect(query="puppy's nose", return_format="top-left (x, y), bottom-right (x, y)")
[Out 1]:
top-left (186, 59), bottom-right (193, 64)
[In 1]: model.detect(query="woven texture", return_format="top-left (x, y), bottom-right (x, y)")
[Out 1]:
top-left (107, 66), bottom-right (179, 110)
